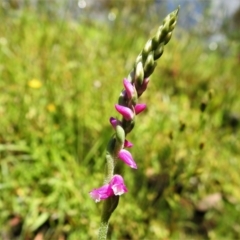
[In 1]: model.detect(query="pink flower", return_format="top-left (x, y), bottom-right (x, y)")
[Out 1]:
top-left (137, 78), bottom-right (149, 97)
top-left (109, 117), bottom-right (121, 129)
top-left (115, 104), bottom-right (134, 121)
top-left (108, 120), bottom-right (133, 147)
top-left (110, 175), bottom-right (128, 195)
top-left (89, 184), bottom-right (113, 202)
top-left (124, 139), bottom-right (133, 148)
top-left (90, 175), bottom-right (128, 202)
top-left (135, 104), bottom-right (146, 115)
top-left (123, 78), bottom-right (135, 99)
top-left (118, 149), bottom-right (137, 169)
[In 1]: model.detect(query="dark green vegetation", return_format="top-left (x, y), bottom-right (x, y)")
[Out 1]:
top-left (0, 3), bottom-right (240, 240)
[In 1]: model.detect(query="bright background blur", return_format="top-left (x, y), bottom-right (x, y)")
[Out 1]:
top-left (0, 0), bottom-right (240, 239)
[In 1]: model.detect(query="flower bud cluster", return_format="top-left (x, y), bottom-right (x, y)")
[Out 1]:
top-left (128, 8), bottom-right (179, 97)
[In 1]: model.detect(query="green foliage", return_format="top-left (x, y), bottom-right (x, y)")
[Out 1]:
top-left (0, 4), bottom-right (240, 240)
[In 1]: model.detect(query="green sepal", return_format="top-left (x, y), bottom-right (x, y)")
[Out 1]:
top-left (127, 70), bottom-right (135, 84)
top-left (122, 119), bottom-right (135, 134)
top-left (118, 91), bottom-right (126, 106)
top-left (131, 87), bottom-right (138, 106)
top-left (99, 195), bottom-right (120, 239)
top-left (115, 125), bottom-right (125, 152)
top-left (104, 150), bottom-right (115, 183)
top-left (101, 195), bottom-right (119, 223)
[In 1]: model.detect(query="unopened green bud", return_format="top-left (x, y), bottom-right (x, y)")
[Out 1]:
top-left (118, 91), bottom-right (126, 106)
top-left (122, 119), bottom-right (135, 134)
top-left (142, 39), bottom-right (152, 62)
top-left (135, 55), bottom-right (142, 65)
top-left (131, 87), bottom-right (138, 106)
top-left (164, 32), bottom-right (172, 45)
top-left (115, 125), bottom-right (125, 151)
top-left (152, 29), bottom-right (161, 49)
top-left (162, 14), bottom-right (170, 25)
top-left (127, 70), bottom-right (135, 84)
top-left (135, 61), bottom-right (144, 86)
top-left (154, 43), bottom-right (164, 60)
top-left (101, 195), bottom-right (119, 223)
top-left (143, 52), bottom-right (155, 78)
top-left (159, 26), bottom-right (169, 43)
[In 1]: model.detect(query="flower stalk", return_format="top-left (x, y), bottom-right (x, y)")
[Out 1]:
top-left (90, 7), bottom-right (179, 240)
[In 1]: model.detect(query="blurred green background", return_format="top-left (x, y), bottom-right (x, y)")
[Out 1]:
top-left (0, 0), bottom-right (240, 239)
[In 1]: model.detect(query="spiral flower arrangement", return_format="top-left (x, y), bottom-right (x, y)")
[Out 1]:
top-left (90, 8), bottom-right (179, 240)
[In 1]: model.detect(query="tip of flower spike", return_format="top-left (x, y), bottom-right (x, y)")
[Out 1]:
top-left (176, 6), bottom-right (180, 15)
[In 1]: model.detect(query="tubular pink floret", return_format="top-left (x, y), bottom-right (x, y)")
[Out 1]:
top-left (89, 174), bottom-right (128, 202)
top-left (135, 103), bottom-right (147, 115)
top-left (141, 78), bottom-right (150, 91)
top-left (89, 184), bottom-right (114, 202)
top-left (124, 139), bottom-right (133, 148)
top-left (110, 174), bottom-right (128, 195)
top-left (109, 117), bottom-right (121, 129)
top-left (137, 78), bottom-right (150, 96)
top-left (115, 104), bottom-right (134, 121)
top-left (123, 78), bottom-right (135, 99)
top-left (118, 149), bottom-right (137, 169)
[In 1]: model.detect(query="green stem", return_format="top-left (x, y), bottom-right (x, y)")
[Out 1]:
top-left (98, 222), bottom-right (108, 240)
top-left (98, 137), bottom-right (120, 239)
top-left (98, 196), bottom-right (119, 239)
top-left (105, 152), bottom-right (114, 183)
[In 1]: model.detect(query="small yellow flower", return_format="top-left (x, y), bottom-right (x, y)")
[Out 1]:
top-left (47, 103), bottom-right (56, 113)
top-left (28, 79), bottom-right (42, 89)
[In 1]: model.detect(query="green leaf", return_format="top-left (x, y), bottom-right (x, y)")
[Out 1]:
top-left (30, 212), bottom-right (49, 232)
